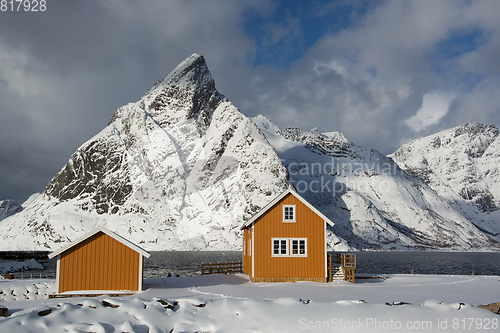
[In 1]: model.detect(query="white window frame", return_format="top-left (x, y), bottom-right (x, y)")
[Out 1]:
top-left (283, 205), bottom-right (296, 222)
top-left (290, 238), bottom-right (307, 257)
top-left (271, 238), bottom-right (308, 257)
top-left (272, 238), bottom-right (289, 256)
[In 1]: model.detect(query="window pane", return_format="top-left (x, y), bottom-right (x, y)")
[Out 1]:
top-left (299, 240), bottom-right (305, 254)
top-left (280, 240), bottom-right (287, 254)
top-left (292, 240), bottom-right (298, 254)
top-left (273, 240), bottom-right (279, 254)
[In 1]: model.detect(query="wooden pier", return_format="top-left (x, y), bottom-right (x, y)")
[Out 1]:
top-left (201, 261), bottom-right (242, 275)
top-left (327, 253), bottom-right (356, 283)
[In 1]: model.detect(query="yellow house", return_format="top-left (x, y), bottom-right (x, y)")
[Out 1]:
top-left (240, 188), bottom-right (335, 282)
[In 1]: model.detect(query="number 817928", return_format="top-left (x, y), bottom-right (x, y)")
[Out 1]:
top-left (1, 0), bottom-right (47, 12)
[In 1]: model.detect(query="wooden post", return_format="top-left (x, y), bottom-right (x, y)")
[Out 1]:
top-left (411, 270), bottom-right (414, 274)
top-left (472, 271), bottom-right (475, 276)
top-left (328, 254), bottom-right (332, 282)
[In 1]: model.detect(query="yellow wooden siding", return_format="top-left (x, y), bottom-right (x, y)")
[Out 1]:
top-left (242, 229), bottom-right (253, 275)
top-left (253, 193), bottom-right (325, 280)
top-left (58, 232), bottom-right (140, 293)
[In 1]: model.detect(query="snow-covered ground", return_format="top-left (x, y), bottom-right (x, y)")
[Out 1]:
top-left (0, 273), bottom-right (498, 332)
top-left (0, 259), bottom-right (44, 275)
top-left (0, 279), bottom-right (55, 302)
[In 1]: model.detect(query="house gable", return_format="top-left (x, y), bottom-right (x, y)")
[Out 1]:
top-left (240, 188), bottom-right (334, 230)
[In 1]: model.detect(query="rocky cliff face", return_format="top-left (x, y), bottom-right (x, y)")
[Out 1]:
top-left (0, 54), bottom-right (288, 250)
top-left (254, 116), bottom-right (498, 251)
top-left (390, 122), bottom-right (500, 241)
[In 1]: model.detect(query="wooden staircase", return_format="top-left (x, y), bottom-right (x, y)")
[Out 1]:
top-left (328, 253), bottom-right (356, 283)
top-left (330, 264), bottom-right (344, 280)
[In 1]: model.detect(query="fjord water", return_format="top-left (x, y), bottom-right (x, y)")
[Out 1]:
top-left (144, 251), bottom-right (500, 277)
top-left (352, 251), bottom-right (500, 276)
top-left (144, 251), bottom-right (243, 277)
top-left (13, 251), bottom-right (500, 279)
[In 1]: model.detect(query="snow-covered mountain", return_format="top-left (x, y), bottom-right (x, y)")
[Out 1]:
top-left (0, 54), bottom-right (288, 250)
top-left (0, 200), bottom-right (23, 222)
top-left (390, 122), bottom-right (500, 242)
top-left (254, 116), bottom-right (498, 251)
top-left (0, 54), bottom-right (498, 251)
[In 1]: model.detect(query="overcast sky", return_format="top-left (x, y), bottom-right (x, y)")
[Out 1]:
top-left (1, 0), bottom-right (500, 203)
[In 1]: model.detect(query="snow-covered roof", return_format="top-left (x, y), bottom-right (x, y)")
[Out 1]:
top-left (240, 188), bottom-right (335, 230)
top-left (48, 226), bottom-right (150, 259)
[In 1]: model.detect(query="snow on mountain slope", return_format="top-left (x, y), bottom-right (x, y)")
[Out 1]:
top-left (0, 54), bottom-right (288, 250)
top-left (0, 200), bottom-right (23, 222)
top-left (253, 115), bottom-right (498, 251)
top-left (390, 122), bottom-right (500, 241)
top-left (1, 54), bottom-right (498, 252)
top-left (22, 193), bottom-right (40, 208)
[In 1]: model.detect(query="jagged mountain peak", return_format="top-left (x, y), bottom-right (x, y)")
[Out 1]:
top-left (110, 53), bottom-right (226, 130)
top-left (309, 127), bottom-right (322, 136)
top-left (146, 53), bottom-right (214, 94)
top-left (277, 126), bottom-right (364, 161)
top-left (452, 122), bottom-right (498, 138)
top-left (145, 53), bottom-right (224, 123)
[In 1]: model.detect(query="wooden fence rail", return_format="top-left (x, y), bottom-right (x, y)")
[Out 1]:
top-left (201, 261), bottom-right (242, 275)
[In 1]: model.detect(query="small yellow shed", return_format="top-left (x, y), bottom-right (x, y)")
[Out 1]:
top-left (48, 226), bottom-right (150, 295)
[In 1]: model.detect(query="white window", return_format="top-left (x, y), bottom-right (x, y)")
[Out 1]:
top-left (283, 205), bottom-right (296, 222)
top-left (272, 238), bottom-right (307, 257)
top-left (272, 238), bottom-right (288, 256)
top-left (290, 238), bottom-right (307, 256)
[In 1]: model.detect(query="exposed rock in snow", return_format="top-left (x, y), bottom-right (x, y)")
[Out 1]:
top-left (0, 200), bottom-right (23, 222)
top-left (390, 122), bottom-right (500, 241)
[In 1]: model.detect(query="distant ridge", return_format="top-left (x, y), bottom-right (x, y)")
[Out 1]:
top-left (390, 122), bottom-right (500, 242)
